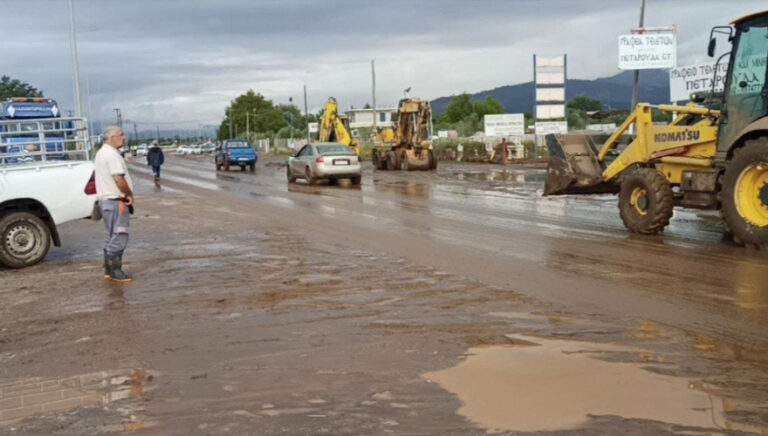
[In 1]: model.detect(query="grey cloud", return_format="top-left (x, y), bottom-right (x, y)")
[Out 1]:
top-left (1, 0), bottom-right (763, 129)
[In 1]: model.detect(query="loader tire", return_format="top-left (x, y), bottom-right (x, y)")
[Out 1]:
top-left (372, 150), bottom-right (385, 170)
top-left (719, 136), bottom-right (768, 249)
top-left (428, 149), bottom-right (438, 170)
top-left (0, 212), bottom-right (51, 269)
top-left (618, 168), bottom-right (674, 235)
top-left (387, 151), bottom-right (399, 171)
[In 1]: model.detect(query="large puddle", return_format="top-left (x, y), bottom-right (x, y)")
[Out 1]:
top-left (425, 334), bottom-right (732, 433)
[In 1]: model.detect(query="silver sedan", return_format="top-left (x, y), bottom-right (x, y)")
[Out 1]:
top-left (287, 143), bottom-right (361, 185)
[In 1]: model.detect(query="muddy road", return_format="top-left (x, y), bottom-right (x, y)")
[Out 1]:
top-left (1, 154), bottom-right (767, 435)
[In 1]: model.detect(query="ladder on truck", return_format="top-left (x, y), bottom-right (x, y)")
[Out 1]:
top-left (0, 117), bottom-right (91, 166)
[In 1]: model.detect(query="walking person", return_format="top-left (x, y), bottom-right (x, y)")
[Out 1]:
top-left (95, 126), bottom-right (134, 282)
top-left (456, 143), bottom-right (464, 162)
top-left (147, 140), bottom-right (165, 183)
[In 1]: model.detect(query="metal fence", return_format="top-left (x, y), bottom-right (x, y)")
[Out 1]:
top-left (0, 117), bottom-right (91, 166)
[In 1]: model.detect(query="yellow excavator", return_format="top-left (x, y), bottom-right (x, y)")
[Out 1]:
top-left (318, 97), bottom-right (360, 156)
top-left (372, 98), bottom-right (437, 171)
top-left (544, 10), bottom-right (768, 248)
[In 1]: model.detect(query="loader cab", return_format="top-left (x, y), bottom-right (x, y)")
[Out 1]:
top-left (713, 11), bottom-right (768, 154)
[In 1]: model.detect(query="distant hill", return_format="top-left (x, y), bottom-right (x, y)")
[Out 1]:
top-left (431, 70), bottom-right (670, 115)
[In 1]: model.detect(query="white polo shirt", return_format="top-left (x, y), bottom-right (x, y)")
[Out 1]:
top-left (94, 144), bottom-right (133, 201)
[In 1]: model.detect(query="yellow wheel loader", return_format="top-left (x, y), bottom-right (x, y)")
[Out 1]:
top-left (319, 97), bottom-right (361, 156)
top-left (544, 10), bottom-right (768, 248)
top-left (372, 98), bottom-right (437, 171)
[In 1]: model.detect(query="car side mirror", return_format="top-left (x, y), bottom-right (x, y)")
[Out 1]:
top-left (707, 37), bottom-right (716, 57)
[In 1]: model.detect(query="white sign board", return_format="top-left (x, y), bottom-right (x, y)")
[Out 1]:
top-left (308, 122), bottom-right (319, 134)
top-left (438, 130), bottom-right (449, 138)
top-left (587, 123), bottom-right (617, 133)
top-left (484, 113), bottom-right (525, 137)
top-left (669, 62), bottom-right (727, 102)
top-left (618, 33), bottom-right (677, 70)
top-left (535, 121), bottom-right (568, 135)
top-left (536, 104), bottom-right (566, 119)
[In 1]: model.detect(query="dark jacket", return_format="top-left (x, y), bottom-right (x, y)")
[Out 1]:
top-left (147, 147), bottom-right (165, 167)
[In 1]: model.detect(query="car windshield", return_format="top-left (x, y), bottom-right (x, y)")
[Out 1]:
top-left (316, 144), bottom-right (350, 154)
top-left (226, 141), bottom-right (250, 149)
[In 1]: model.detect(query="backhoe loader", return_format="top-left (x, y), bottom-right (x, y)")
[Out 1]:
top-left (372, 98), bottom-right (437, 171)
top-left (544, 10), bottom-right (768, 248)
top-left (318, 97), bottom-right (360, 156)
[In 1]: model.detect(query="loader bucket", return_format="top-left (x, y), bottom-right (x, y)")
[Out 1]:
top-left (543, 133), bottom-right (619, 196)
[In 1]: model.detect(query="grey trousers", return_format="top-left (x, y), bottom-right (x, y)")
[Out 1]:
top-left (100, 199), bottom-right (130, 256)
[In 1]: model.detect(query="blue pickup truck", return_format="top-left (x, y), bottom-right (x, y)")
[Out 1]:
top-left (215, 140), bottom-right (257, 172)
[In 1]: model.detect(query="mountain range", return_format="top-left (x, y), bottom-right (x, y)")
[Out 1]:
top-left (430, 70), bottom-right (671, 115)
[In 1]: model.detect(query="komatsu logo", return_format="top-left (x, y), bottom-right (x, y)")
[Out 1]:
top-left (654, 130), bottom-right (700, 143)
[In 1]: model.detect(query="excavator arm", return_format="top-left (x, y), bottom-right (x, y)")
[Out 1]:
top-left (318, 97), bottom-right (360, 155)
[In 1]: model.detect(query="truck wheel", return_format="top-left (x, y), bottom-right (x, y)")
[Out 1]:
top-left (0, 212), bottom-right (52, 269)
top-left (249, 162), bottom-right (256, 172)
top-left (350, 175), bottom-right (361, 185)
top-left (224, 161), bottom-right (230, 171)
top-left (618, 168), bottom-right (674, 235)
top-left (287, 167), bottom-right (296, 183)
top-left (400, 153), bottom-right (410, 171)
top-left (386, 151), bottom-right (398, 171)
top-left (428, 149), bottom-right (438, 170)
top-left (306, 167), bottom-right (317, 185)
top-left (720, 136), bottom-right (768, 249)
top-left (372, 150), bottom-right (381, 170)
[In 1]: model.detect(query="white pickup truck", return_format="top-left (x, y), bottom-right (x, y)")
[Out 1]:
top-left (0, 117), bottom-right (97, 268)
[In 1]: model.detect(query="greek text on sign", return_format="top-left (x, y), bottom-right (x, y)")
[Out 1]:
top-left (484, 113), bottom-right (524, 137)
top-left (308, 122), bottom-right (319, 133)
top-left (535, 121), bottom-right (568, 135)
top-left (669, 61), bottom-right (727, 102)
top-left (618, 33), bottom-right (676, 70)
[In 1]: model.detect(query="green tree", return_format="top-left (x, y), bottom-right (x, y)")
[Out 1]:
top-left (218, 90), bottom-right (286, 140)
top-left (566, 108), bottom-right (588, 130)
top-left (567, 95), bottom-right (602, 112)
top-left (441, 94), bottom-right (474, 124)
top-left (0, 75), bottom-right (43, 100)
top-left (473, 96), bottom-right (505, 117)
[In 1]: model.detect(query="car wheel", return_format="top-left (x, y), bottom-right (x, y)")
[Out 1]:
top-left (306, 167), bottom-right (317, 185)
top-left (0, 212), bottom-right (52, 268)
top-left (287, 166), bottom-right (297, 183)
top-left (350, 175), bottom-right (362, 185)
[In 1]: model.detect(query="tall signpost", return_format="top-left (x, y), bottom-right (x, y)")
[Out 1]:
top-left (533, 54), bottom-right (568, 155)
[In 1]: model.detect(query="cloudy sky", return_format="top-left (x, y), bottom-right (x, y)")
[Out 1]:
top-left (1, 0), bottom-right (763, 130)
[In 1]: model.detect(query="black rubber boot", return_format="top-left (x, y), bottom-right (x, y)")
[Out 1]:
top-left (103, 250), bottom-right (110, 278)
top-left (106, 254), bottom-right (132, 282)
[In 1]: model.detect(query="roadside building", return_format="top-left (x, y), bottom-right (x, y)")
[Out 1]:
top-left (346, 108), bottom-right (397, 129)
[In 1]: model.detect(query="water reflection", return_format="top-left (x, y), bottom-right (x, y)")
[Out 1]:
top-left (0, 369), bottom-right (154, 428)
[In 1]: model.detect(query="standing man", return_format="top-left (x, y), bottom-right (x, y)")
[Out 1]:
top-left (485, 141), bottom-right (495, 162)
top-left (147, 140), bottom-right (165, 183)
top-left (500, 138), bottom-right (509, 165)
top-left (456, 143), bottom-right (464, 162)
top-left (95, 126), bottom-right (134, 282)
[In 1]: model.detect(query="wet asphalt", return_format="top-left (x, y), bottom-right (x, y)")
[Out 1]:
top-left (1, 153), bottom-right (767, 435)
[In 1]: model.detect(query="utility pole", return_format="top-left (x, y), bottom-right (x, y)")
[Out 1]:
top-left (228, 106), bottom-right (233, 139)
top-left (113, 108), bottom-right (122, 128)
top-left (156, 125), bottom-right (160, 142)
top-left (289, 97), bottom-right (294, 141)
top-left (631, 0), bottom-right (646, 111)
top-left (371, 60), bottom-right (377, 131)
top-left (303, 85), bottom-right (310, 142)
top-left (66, 0), bottom-right (83, 118)
top-left (246, 111), bottom-right (250, 141)
top-left (133, 122), bottom-right (139, 143)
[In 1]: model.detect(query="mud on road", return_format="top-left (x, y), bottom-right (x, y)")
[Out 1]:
top-left (1, 154), bottom-right (768, 435)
